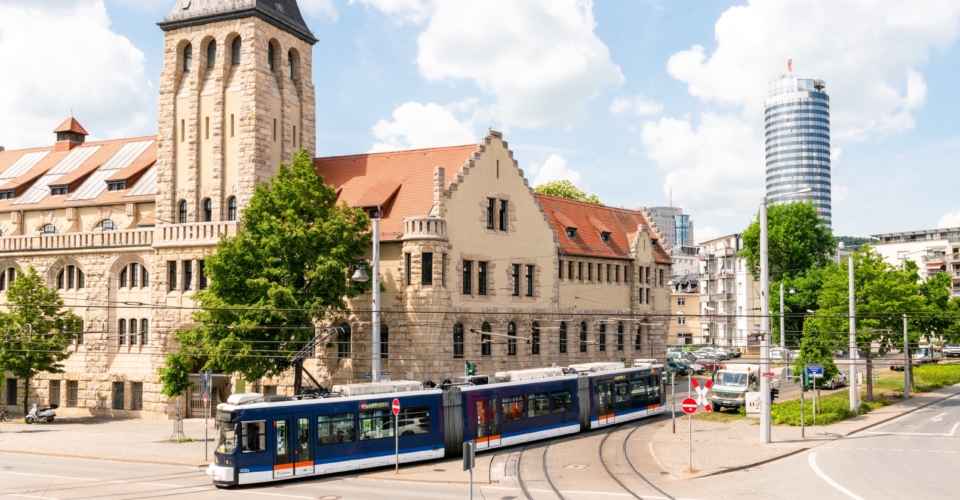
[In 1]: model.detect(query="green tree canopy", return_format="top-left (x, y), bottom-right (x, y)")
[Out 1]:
top-left (0, 266), bottom-right (81, 416)
top-left (741, 201), bottom-right (835, 281)
top-left (771, 265), bottom-right (833, 347)
top-left (533, 180), bottom-right (602, 205)
top-left (166, 149), bottom-right (371, 396)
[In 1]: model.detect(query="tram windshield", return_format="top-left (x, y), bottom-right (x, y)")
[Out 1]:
top-left (216, 411), bottom-right (237, 454)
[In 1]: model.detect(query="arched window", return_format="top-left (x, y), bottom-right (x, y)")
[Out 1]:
top-left (507, 322), bottom-right (517, 356)
top-left (481, 322), bottom-right (491, 356)
top-left (119, 267), bottom-right (128, 288)
top-left (203, 198), bottom-right (212, 222)
top-left (288, 50), bottom-right (294, 79)
top-left (337, 322), bottom-right (351, 358)
top-left (129, 319), bottom-right (137, 345)
top-left (207, 40), bottom-right (216, 69)
top-left (118, 319), bottom-right (126, 345)
top-left (380, 324), bottom-right (388, 359)
top-left (178, 200), bottom-right (187, 223)
top-left (231, 36), bottom-right (242, 65)
top-left (183, 43), bottom-right (192, 71)
top-left (453, 323), bottom-right (464, 358)
top-left (141, 319), bottom-right (149, 344)
top-left (599, 323), bottom-right (606, 352)
top-left (56, 265), bottom-right (84, 290)
top-left (40, 224), bottom-right (57, 234)
top-left (580, 322), bottom-right (587, 353)
top-left (531, 322), bottom-right (540, 355)
top-left (268, 42), bottom-right (275, 71)
top-left (617, 322), bottom-right (624, 351)
top-left (559, 322), bottom-right (567, 354)
top-left (227, 197), bottom-right (237, 221)
top-left (96, 219), bottom-right (117, 231)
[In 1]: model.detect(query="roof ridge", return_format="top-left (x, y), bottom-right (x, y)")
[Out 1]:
top-left (315, 143), bottom-right (478, 161)
top-left (534, 193), bottom-right (646, 216)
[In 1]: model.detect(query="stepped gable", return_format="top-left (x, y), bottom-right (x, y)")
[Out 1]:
top-left (159, 0), bottom-right (317, 44)
top-left (314, 144), bottom-right (479, 237)
top-left (536, 194), bottom-right (672, 264)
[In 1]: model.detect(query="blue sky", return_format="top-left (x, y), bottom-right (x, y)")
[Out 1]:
top-left (2, 0), bottom-right (960, 241)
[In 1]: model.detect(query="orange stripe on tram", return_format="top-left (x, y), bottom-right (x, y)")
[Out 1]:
top-left (273, 463), bottom-right (293, 471)
top-left (294, 461), bottom-right (313, 468)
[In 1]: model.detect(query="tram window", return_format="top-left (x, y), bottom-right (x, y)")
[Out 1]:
top-left (648, 376), bottom-right (661, 401)
top-left (501, 395), bottom-right (525, 422)
top-left (630, 380), bottom-right (647, 400)
top-left (527, 393), bottom-right (550, 418)
top-left (398, 406), bottom-right (431, 436)
top-left (318, 413), bottom-right (355, 445)
top-left (241, 421), bottom-right (266, 453)
top-left (360, 409), bottom-right (394, 440)
top-left (550, 391), bottom-right (572, 414)
top-left (614, 381), bottom-right (630, 403)
top-left (216, 411), bottom-right (238, 454)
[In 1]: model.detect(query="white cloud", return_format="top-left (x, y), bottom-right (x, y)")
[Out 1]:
top-left (610, 95), bottom-right (663, 117)
top-left (300, 0), bottom-right (339, 21)
top-left (833, 185), bottom-right (849, 204)
top-left (694, 226), bottom-right (720, 245)
top-left (415, 0), bottom-right (624, 128)
top-left (370, 101), bottom-right (476, 152)
top-left (526, 154), bottom-right (584, 187)
top-left (349, 0), bottom-right (431, 24)
top-left (938, 209), bottom-right (960, 229)
top-left (0, 1), bottom-right (152, 149)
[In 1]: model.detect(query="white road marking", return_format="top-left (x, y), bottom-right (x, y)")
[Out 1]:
top-left (808, 452), bottom-right (865, 500)
top-left (931, 412), bottom-right (947, 422)
top-left (0, 471), bottom-right (99, 482)
top-left (864, 421), bottom-right (958, 437)
top-left (8, 496), bottom-right (60, 500)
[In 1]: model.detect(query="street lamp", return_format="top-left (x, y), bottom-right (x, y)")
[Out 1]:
top-left (352, 215), bottom-right (382, 383)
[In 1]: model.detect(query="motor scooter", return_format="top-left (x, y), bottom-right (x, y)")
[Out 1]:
top-left (24, 403), bottom-right (57, 424)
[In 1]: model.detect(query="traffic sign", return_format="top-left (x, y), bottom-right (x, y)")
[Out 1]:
top-left (681, 398), bottom-right (698, 414)
top-left (690, 378), bottom-right (713, 412)
top-left (392, 398), bottom-right (400, 416)
top-left (363, 374), bottom-right (373, 379)
top-left (805, 364), bottom-right (824, 379)
top-left (380, 371), bottom-right (392, 376)
top-left (762, 372), bottom-right (775, 378)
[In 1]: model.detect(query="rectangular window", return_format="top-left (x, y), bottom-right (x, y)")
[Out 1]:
top-left (635, 326), bottom-right (642, 351)
top-left (578, 262), bottom-right (583, 280)
top-left (486, 198), bottom-right (495, 229)
top-left (617, 332), bottom-right (624, 351)
top-left (478, 262), bottom-right (487, 295)
top-left (183, 261), bottom-right (193, 291)
top-left (66, 381), bottom-right (78, 408)
top-left (142, 266), bottom-right (149, 287)
top-left (512, 264), bottom-right (520, 296)
top-left (481, 325), bottom-right (491, 356)
top-left (398, 406), bottom-right (431, 436)
top-left (422, 252), bottom-right (433, 286)
top-left (131, 382), bottom-right (143, 411)
top-left (502, 396), bottom-right (524, 422)
top-left (317, 413), bottom-right (355, 446)
top-left (527, 393), bottom-right (549, 418)
top-left (678, 316), bottom-right (686, 325)
top-left (199, 260), bottom-right (207, 289)
top-left (8, 268), bottom-right (15, 287)
top-left (273, 119), bottom-right (277, 141)
top-left (678, 297), bottom-right (686, 306)
top-left (580, 324), bottom-right (587, 353)
top-left (118, 319), bottom-right (126, 345)
top-left (568, 261), bottom-right (573, 281)
top-left (359, 409), bottom-right (394, 440)
top-left (607, 264), bottom-right (612, 282)
top-left (205, 116), bottom-right (209, 140)
top-left (230, 114), bottom-right (235, 137)
top-left (453, 324), bottom-right (464, 358)
top-left (587, 263), bottom-right (592, 281)
top-left (551, 391), bottom-right (572, 414)
top-left (120, 267), bottom-right (128, 288)
top-left (180, 119), bottom-right (185, 142)
top-left (599, 325), bottom-right (606, 352)
top-left (129, 319), bottom-right (137, 345)
top-left (559, 323), bottom-right (567, 354)
top-left (75, 320), bottom-right (84, 345)
top-left (380, 325), bottom-right (388, 359)
top-left (616, 265), bottom-right (620, 282)
top-left (525, 265), bottom-right (534, 297)
top-left (67, 265), bottom-right (75, 289)
top-left (645, 288), bottom-right (651, 305)
top-left (242, 421), bottom-right (267, 452)
top-left (462, 260), bottom-right (472, 294)
top-left (130, 263), bottom-right (139, 288)
top-left (49, 380), bottom-right (61, 406)
top-left (4, 379), bottom-right (16, 406)
top-left (499, 200), bottom-right (508, 231)
top-left (112, 382), bottom-right (124, 410)
top-left (614, 381), bottom-right (630, 403)
top-left (405, 253), bottom-right (411, 286)
top-left (441, 254), bottom-right (447, 288)
top-left (141, 319), bottom-right (149, 344)
top-left (558, 260), bottom-right (563, 280)
top-left (293, 126), bottom-right (297, 148)
top-left (337, 326), bottom-right (351, 358)
top-left (168, 261), bottom-right (177, 291)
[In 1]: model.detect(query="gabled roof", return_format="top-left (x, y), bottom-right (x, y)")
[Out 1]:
top-left (54, 117), bottom-right (89, 136)
top-left (536, 194), bottom-right (672, 264)
top-left (314, 144), bottom-right (478, 237)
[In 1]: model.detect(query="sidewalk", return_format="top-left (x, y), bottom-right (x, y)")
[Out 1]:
top-left (651, 383), bottom-right (960, 479)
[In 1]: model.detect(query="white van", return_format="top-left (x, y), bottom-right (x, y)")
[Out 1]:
top-left (710, 364), bottom-right (760, 411)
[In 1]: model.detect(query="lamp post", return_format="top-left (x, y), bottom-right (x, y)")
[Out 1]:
top-left (849, 254), bottom-right (857, 412)
top-left (350, 216), bottom-right (380, 383)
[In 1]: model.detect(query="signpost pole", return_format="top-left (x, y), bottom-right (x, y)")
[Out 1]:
top-left (392, 398), bottom-right (400, 474)
top-left (800, 377), bottom-right (805, 438)
top-left (672, 370), bottom-right (676, 434)
top-left (688, 411), bottom-right (692, 471)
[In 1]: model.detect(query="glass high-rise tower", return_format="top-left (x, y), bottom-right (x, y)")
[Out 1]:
top-left (764, 68), bottom-right (831, 226)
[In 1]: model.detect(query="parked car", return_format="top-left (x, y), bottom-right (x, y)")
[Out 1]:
top-left (715, 347), bottom-right (739, 359)
top-left (943, 344), bottom-right (960, 357)
top-left (668, 360), bottom-right (690, 377)
top-left (825, 372), bottom-right (847, 389)
top-left (769, 348), bottom-right (797, 362)
top-left (913, 346), bottom-right (943, 365)
top-left (694, 358), bottom-right (724, 372)
top-left (688, 362), bottom-right (707, 375)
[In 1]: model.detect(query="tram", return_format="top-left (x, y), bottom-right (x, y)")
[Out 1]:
top-left (206, 361), bottom-right (664, 486)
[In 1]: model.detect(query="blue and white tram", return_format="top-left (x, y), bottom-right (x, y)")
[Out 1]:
top-left (207, 361), bottom-right (664, 487)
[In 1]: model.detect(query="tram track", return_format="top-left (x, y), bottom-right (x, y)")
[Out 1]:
top-left (597, 424), bottom-right (645, 500)
top-left (594, 416), bottom-right (675, 500)
top-left (620, 419), bottom-right (676, 500)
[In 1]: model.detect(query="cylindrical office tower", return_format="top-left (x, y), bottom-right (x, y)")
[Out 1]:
top-left (764, 71), bottom-right (831, 227)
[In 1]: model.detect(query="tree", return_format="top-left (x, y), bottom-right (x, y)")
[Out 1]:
top-left (168, 149), bottom-right (371, 396)
top-left (0, 266), bottom-right (81, 417)
top-left (533, 180), bottom-right (602, 205)
top-left (741, 201), bottom-right (835, 281)
top-left (158, 354), bottom-right (194, 400)
top-left (771, 265), bottom-right (832, 347)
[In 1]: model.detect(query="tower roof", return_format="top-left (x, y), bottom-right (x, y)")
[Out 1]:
top-left (159, 0), bottom-right (317, 44)
top-left (54, 117), bottom-right (88, 136)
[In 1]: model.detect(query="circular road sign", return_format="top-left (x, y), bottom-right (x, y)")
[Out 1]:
top-left (681, 397), bottom-right (698, 415)
top-left (392, 398), bottom-right (400, 416)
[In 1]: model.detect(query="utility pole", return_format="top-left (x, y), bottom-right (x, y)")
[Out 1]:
top-left (903, 313), bottom-right (909, 399)
top-left (779, 283), bottom-right (785, 349)
top-left (759, 197), bottom-right (772, 444)
top-left (848, 254), bottom-right (857, 412)
top-left (372, 217), bottom-right (382, 383)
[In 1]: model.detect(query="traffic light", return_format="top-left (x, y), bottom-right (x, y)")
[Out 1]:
top-left (801, 371), bottom-right (813, 391)
top-left (770, 388), bottom-right (780, 401)
top-left (465, 361), bottom-right (478, 376)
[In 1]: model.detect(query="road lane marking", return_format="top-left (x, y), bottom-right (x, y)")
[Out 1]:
top-left (931, 412), bottom-right (947, 422)
top-left (8, 495), bottom-right (59, 500)
top-left (808, 453), bottom-right (865, 500)
top-left (864, 421), bottom-right (958, 437)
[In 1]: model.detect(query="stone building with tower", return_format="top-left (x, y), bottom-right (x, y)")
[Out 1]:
top-left (0, 0), bottom-right (672, 418)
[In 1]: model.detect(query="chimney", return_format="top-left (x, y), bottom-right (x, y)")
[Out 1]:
top-left (54, 117), bottom-right (89, 152)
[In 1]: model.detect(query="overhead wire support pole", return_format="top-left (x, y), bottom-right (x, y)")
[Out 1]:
top-left (759, 196), bottom-right (772, 444)
top-left (903, 313), bottom-right (909, 400)
top-left (849, 254), bottom-right (857, 412)
top-left (372, 216), bottom-right (381, 383)
top-left (780, 283), bottom-right (785, 349)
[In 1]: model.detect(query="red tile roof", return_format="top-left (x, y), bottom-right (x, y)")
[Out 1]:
top-left (314, 144), bottom-right (478, 237)
top-left (54, 117), bottom-right (89, 136)
top-left (536, 194), bottom-right (672, 264)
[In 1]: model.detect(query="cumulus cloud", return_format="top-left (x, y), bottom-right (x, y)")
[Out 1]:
top-left (414, 0), bottom-right (623, 128)
top-left (0, 1), bottom-right (152, 149)
top-left (609, 95), bottom-right (663, 116)
top-left (349, 0), bottom-right (431, 24)
top-left (526, 154), bottom-right (584, 188)
top-left (694, 226), bottom-right (720, 245)
top-left (938, 209), bottom-right (960, 229)
top-left (300, 0), bottom-right (339, 21)
top-left (370, 101), bottom-right (476, 152)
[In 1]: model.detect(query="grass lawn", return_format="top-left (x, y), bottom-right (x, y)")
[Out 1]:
top-left (692, 407), bottom-right (747, 423)
top-left (771, 389), bottom-right (890, 426)
top-left (873, 363), bottom-right (960, 395)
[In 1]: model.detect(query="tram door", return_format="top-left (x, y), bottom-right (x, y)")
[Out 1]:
top-left (597, 381), bottom-right (614, 426)
top-left (293, 413), bottom-right (314, 476)
top-left (473, 396), bottom-right (501, 450)
top-left (273, 416), bottom-right (294, 479)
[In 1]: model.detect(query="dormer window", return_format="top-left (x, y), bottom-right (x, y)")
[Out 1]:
top-left (600, 231), bottom-right (611, 243)
top-left (0, 190), bottom-right (15, 200)
top-left (50, 185), bottom-right (68, 196)
top-left (369, 209), bottom-right (379, 219)
top-left (106, 180), bottom-right (126, 191)
top-left (275, 2), bottom-right (285, 13)
top-left (566, 228), bottom-right (576, 238)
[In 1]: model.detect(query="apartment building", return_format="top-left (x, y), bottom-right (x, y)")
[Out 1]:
top-left (872, 226), bottom-right (960, 297)
top-left (698, 234), bottom-right (759, 347)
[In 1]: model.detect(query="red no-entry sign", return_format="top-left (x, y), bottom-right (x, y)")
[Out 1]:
top-left (681, 397), bottom-right (698, 415)
top-left (392, 398), bottom-right (400, 416)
